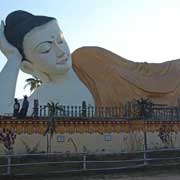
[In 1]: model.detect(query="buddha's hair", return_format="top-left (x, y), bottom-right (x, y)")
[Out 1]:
top-left (4, 10), bottom-right (55, 60)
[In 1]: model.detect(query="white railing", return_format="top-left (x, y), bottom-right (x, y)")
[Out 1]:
top-left (1, 147), bottom-right (180, 177)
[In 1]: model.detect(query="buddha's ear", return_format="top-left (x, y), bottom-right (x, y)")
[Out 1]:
top-left (20, 60), bottom-right (34, 74)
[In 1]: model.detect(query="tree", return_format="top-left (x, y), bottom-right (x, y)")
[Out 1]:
top-left (43, 101), bottom-right (64, 153)
top-left (133, 98), bottom-right (154, 119)
top-left (24, 76), bottom-right (42, 93)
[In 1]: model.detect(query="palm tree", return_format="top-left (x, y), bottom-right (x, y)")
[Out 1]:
top-left (134, 98), bottom-right (154, 119)
top-left (43, 101), bottom-right (64, 153)
top-left (24, 76), bottom-right (42, 93)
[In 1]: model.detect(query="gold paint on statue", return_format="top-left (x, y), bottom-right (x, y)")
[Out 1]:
top-left (72, 47), bottom-right (180, 107)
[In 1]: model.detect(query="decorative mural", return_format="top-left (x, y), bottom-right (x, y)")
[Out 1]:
top-left (1, 119), bottom-right (180, 134)
top-left (1, 118), bottom-right (180, 154)
top-left (0, 128), bottom-right (16, 152)
top-left (158, 124), bottom-right (178, 148)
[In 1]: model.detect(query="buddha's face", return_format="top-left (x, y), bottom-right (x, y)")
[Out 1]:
top-left (23, 20), bottom-right (71, 76)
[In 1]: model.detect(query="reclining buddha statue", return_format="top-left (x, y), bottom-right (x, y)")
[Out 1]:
top-left (0, 10), bottom-right (179, 114)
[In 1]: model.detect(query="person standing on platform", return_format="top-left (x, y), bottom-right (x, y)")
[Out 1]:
top-left (13, 98), bottom-right (20, 118)
top-left (19, 95), bottom-right (29, 118)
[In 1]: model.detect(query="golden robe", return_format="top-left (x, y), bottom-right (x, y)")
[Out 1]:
top-left (72, 46), bottom-right (180, 107)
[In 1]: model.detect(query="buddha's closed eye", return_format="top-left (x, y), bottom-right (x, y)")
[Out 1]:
top-left (37, 42), bottom-right (52, 54)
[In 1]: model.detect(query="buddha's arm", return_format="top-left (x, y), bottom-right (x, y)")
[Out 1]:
top-left (0, 57), bottom-right (21, 109)
top-left (0, 21), bottom-right (22, 113)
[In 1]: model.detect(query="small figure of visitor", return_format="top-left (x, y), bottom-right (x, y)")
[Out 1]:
top-left (13, 98), bottom-right (20, 118)
top-left (33, 99), bottom-right (39, 118)
top-left (19, 95), bottom-right (29, 118)
top-left (82, 100), bottom-right (87, 117)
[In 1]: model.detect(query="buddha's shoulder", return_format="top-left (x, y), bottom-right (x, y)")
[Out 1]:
top-left (72, 46), bottom-right (134, 70)
top-left (72, 46), bottom-right (180, 73)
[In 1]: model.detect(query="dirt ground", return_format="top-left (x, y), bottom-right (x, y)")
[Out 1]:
top-left (86, 170), bottom-right (180, 180)
top-left (14, 168), bottom-right (180, 180)
top-left (34, 174), bottom-right (180, 180)
top-left (92, 174), bottom-right (180, 180)
top-left (64, 171), bottom-right (180, 180)
top-left (29, 173), bottom-right (180, 180)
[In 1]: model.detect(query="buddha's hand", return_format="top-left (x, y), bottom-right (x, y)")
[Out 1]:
top-left (0, 20), bottom-right (22, 61)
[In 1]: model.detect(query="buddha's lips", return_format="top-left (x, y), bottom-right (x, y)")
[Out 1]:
top-left (56, 59), bottom-right (67, 65)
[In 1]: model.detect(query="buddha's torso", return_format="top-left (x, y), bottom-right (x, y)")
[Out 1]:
top-left (27, 69), bottom-right (94, 115)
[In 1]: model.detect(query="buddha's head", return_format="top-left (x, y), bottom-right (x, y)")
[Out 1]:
top-left (4, 10), bottom-right (71, 81)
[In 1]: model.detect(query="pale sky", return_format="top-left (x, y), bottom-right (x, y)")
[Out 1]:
top-left (0, 0), bottom-right (180, 98)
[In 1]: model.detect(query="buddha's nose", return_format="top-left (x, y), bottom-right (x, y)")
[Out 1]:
top-left (54, 43), bottom-right (65, 58)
